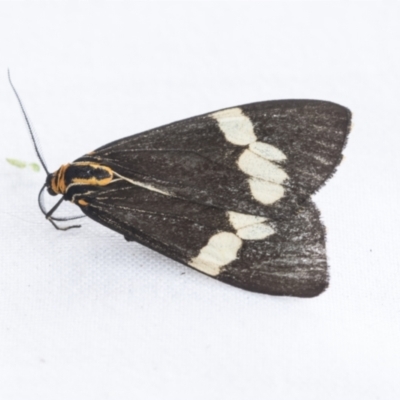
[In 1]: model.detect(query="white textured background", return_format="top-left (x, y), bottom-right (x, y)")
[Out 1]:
top-left (0, 2), bottom-right (399, 400)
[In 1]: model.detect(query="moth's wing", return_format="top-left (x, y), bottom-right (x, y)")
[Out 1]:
top-left (77, 182), bottom-right (327, 297)
top-left (77, 100), bottom-right (351, 220)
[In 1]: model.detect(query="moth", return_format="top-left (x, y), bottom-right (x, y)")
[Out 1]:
top-left (10, 74), bottom-right (351, 297)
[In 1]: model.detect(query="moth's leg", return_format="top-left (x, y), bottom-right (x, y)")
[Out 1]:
top-left (45, 197), bottom-right (81, 231)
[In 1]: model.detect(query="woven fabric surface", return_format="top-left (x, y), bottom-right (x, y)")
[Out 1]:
top-left (0, 2), bottom-right (399, 400)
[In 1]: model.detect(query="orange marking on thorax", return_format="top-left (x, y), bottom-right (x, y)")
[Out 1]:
top-left (50, 162), bottom-right (114, 195)
top-left (71, 163), bottom-right (113, 186)
top-left (58, 164), bottom-right (68, 193)
top-left (51, 163), bottom-right (70, 195)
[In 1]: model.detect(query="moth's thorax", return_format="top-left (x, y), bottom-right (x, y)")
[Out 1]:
top-left (47, 162), bottom-right (114, 196)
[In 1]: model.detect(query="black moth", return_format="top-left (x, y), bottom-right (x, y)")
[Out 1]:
top-left (10, 75), bottom-right (351, 297)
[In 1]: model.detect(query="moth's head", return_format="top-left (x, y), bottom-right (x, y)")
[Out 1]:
top-left (46, 164), bottom-right (70, 196)
top-left (8, 70), bottom-right (87, 230)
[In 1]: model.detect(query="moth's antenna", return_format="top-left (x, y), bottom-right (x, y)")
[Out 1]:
top-left (8, 70), bottom-right (50, 176)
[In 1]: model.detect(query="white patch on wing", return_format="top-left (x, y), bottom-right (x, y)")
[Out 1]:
top-left (238, 149), bottom-right (288, 184)
top-left (249, 142), bottom-right (286, 161)
top-left (227, 211), bottom-right (275, 240)
top-left (189, 232), bottom-right (242, 276)
top-left (237, 223), bottom-right (275, 240)
top-left (249, 178), bottom-right (285, 205)
top-left (211, 107), bottom-right (289, 205)
top-left (227, 211), bottom-right (267, 230)
top-left (211, 108), bottom-right (257, 146)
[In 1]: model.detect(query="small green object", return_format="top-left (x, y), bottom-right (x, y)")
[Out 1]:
top-left (6, 158), bottom-right (27, 168)
top-left (29, 163), bottom-right (40, 172)
top-left (6, 158), bottom-right (40, 172)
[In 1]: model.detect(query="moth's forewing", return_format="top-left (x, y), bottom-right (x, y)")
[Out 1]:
top-left (77, 100), bottom-right (351, 221)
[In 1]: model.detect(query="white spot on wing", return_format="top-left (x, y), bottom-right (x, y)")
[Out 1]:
top-left (249, 142), bottom-right (286, 161)
top-left (238, 149), bottom-right (288, 184)
top-left (189, 232), bottom-right (242, 276)
top-left (211, 108), bottom-right (257, 146)
top-left (227, 211), bottom-right (267, 230)
top-left (227, 211), bottom-right (275, 240)
top-left (237, 223), bottom-right (275, 240)
top-left (248, 178), bottom-right (285, 205)
top-left (210, 107), bottom-right (289, 205)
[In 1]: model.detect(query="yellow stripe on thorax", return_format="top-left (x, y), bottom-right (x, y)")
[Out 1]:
top-left (51, 162), bottom-right (114, 195)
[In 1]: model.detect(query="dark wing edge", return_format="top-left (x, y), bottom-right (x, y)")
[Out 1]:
top-left (218, 200), bottom-right (328, 297)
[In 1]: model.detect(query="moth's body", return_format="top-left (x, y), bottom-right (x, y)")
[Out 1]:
top-left (42, 100), bottom-right (351, 297)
